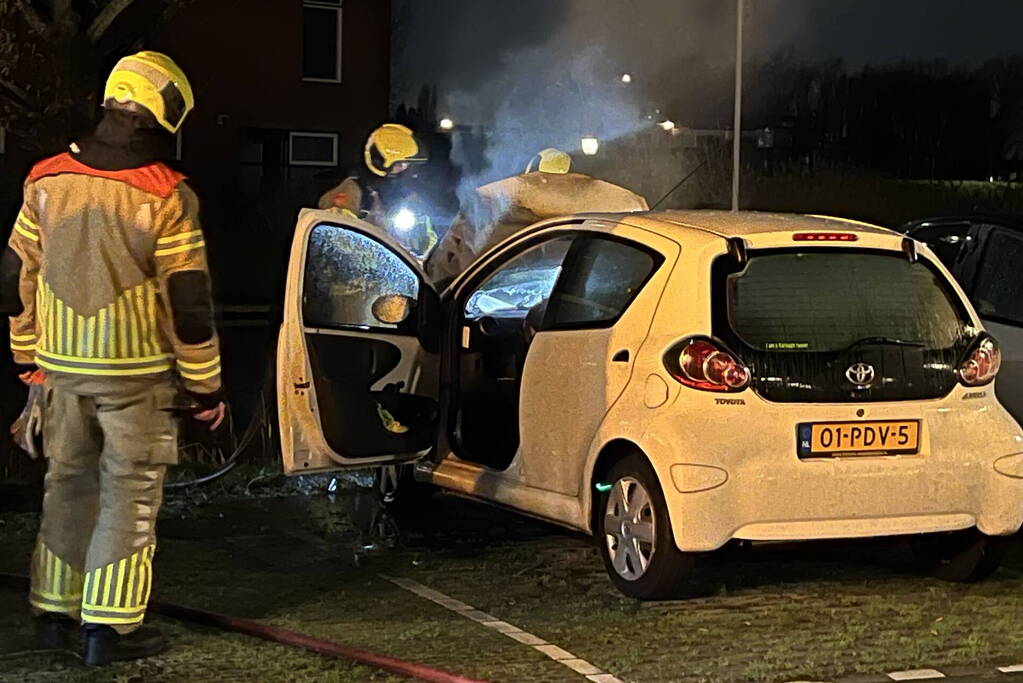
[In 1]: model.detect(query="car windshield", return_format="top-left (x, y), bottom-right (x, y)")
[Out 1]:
top-left (465, 265), bottom-right (563, 318)
top-left (464, 238), bottom-right (572, 319)
top-left (726, 251), bottom-right (969, 352)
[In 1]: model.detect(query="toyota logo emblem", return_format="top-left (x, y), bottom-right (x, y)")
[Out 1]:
top-left (846, 363), bottom-right (876, 387)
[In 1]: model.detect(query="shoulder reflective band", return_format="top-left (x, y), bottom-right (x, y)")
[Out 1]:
top-left (14, 212), bottom-right (39, 242)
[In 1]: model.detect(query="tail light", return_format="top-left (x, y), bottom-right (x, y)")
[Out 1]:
top-left (666, 338), bottom-right (751, 392)
top-left (959, 336), bottom-right (1001, 387)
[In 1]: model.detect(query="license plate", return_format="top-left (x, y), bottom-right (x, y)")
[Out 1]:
top-left (798, 420), bottom-right (920, 458)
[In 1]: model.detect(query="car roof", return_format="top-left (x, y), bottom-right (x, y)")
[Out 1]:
top-left (628, 210), bottom-right (896, 239)
top-left (900, 214), bottom-right (1023, 233)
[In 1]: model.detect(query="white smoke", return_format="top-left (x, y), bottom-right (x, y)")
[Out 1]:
top-left (393, 0), bottom-right (814, 205)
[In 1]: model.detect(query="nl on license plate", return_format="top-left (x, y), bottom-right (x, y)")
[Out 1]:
top-left (798, 420), bottom-right (920, 458)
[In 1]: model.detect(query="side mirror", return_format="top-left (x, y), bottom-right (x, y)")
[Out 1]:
top-left (372, 294), bottom-right (415, 325)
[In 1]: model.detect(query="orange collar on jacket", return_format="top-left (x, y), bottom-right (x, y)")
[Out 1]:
top-left (28, 153), bottom-right (185, 199)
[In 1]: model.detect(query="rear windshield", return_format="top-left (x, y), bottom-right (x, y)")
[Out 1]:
top-left (726, 251), bottom-right (968, 352)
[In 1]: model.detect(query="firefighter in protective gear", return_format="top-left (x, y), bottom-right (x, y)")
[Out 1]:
top-left (425, 148), bottom-right (649, 286)
top-left (317, 124), bottom-right (438, 258)
top-left (1, 51), bottom-right (223, 665)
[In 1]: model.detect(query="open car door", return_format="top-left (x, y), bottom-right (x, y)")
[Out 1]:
top-left (277, 209), bottom-right (442, 474)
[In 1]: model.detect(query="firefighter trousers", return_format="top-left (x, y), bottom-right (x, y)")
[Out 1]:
top-left (29, 373), bottom-right (179, 634)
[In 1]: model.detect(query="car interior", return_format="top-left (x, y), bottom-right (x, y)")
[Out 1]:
top-left (452, 237), bottom-right (574, 469)
top-left (449, 233), bottom-right (660, 469)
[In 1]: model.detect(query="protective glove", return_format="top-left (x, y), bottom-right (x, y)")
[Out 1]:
top-left (10, 371), bottom-right (46, 458)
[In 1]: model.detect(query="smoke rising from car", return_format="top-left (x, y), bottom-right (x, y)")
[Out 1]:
top-left (393, 0), bottom-right (813, 205)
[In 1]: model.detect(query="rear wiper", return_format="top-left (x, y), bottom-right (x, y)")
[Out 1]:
top-left (842, 336), bottom-right (926, 352)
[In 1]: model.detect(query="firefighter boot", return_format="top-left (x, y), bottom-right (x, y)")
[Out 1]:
top-left (82, 624), bottom-right (168, 666)
top-left (33, 613), bottom-right (76, 650)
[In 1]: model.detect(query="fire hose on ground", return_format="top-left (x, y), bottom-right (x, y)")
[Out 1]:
top-left (0, 573), bottom-right (486, 683)
top-left (2, 356), bottom-right (487, 680)
top-left (165, 353), bottom-right (276, 490)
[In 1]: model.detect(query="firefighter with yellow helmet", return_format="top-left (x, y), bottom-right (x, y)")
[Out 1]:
top-left (318, 123), bottom-right (438, 258)
top-left (1, 51), bottom-right (224, 664)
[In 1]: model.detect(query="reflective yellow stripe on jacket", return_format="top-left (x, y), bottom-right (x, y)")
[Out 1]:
top-left (35, 278), bottom-right (172, 376)
top-left (13, 211), bottom-right (40, 242)
top-left (154, 229), bottom-right (204, 257)
top-left (10, 330), bottom-right (36, 353)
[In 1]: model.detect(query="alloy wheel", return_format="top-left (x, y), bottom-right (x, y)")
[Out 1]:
top-left (604, 476), bottom-right (657, 580)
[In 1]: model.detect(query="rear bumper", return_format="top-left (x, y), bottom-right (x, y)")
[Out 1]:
top-left (663, 455), bottom-right (1023, 551)
top-left (639, 394), bottom-right (1023, 552)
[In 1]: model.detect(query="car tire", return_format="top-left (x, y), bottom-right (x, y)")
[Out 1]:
top-left (910, 529), bottom-right (1008, 583)
top-left (597, 454), bottom-right (695, 600)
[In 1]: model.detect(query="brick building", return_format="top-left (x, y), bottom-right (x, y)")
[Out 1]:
top-left (150, 0), bottom-right (392, 303)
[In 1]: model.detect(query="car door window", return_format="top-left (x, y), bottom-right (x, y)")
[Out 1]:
top-left (303, 223), bottom-right (419, 332)
top-left (910, 223), bottom-right (972, 270)
top-left (973, 229), bottom-right (1023, 326)
top-left (546, 236), bottom-right (661, 328)
top-left (463, 237), bottom-right (574, 320)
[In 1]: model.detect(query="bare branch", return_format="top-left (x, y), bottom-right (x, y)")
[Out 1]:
top-left (14, 0), bottom-right (47, 34)
top-left (87, 0), bottom-right (137, 42)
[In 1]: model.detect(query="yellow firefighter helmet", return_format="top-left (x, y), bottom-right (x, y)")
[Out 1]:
top-left (365, 123), bottom-right (427, 177)
top-left (103, 51), bottom-right (195, 134)
top-left (526, 148), bottom-right (572, 175)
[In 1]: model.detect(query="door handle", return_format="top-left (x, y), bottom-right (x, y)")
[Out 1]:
top-left (612, 350), bottom-right (630, 363)
top-left (294, 381), bottom-right (310, 389)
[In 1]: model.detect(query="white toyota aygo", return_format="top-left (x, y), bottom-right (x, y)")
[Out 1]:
top-left (276, 209), bottom-right (1023, 599)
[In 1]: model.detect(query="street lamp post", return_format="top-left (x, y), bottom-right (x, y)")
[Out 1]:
top-left (732, 0), bottom-right (744, 212)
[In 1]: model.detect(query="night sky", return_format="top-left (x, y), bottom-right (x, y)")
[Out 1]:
top-left (394, 0), bottom-right (1023, 122)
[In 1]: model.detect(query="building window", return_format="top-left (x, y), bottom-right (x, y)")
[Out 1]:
top-left (303, 0), bottom-right (342, 82)
top-left (289, 132), bottom-right (339, 166)
top-left (239, 129), bottom-right (340, 199)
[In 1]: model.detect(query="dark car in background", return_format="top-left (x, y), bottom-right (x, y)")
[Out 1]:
top-left (902, 216), bottom-right (1023, 421)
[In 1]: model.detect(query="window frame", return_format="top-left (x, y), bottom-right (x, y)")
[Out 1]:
top-left (453, 226), bottom-right (663, 333)
top-left (301, 220), bottom-right (424, 337)
top-left (542, 234), bottom-right (664, 332)
top-left (302, 0), bottom-right (343, 83)
top-left (288, 131), bottom-right (339, 167)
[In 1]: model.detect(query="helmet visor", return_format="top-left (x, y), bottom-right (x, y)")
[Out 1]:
top-left (159, 82), bottom-right (188, 132)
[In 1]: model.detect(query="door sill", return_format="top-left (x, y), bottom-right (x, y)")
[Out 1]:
top-left (422, 457), bottom-right (588, 532)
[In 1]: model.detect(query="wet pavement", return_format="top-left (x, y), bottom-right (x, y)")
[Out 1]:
top-left (2, 482), bottom-right (1023, 682)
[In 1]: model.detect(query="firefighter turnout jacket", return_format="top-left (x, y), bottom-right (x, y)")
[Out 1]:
top-left (6, 153), bottom-right (221, 395)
